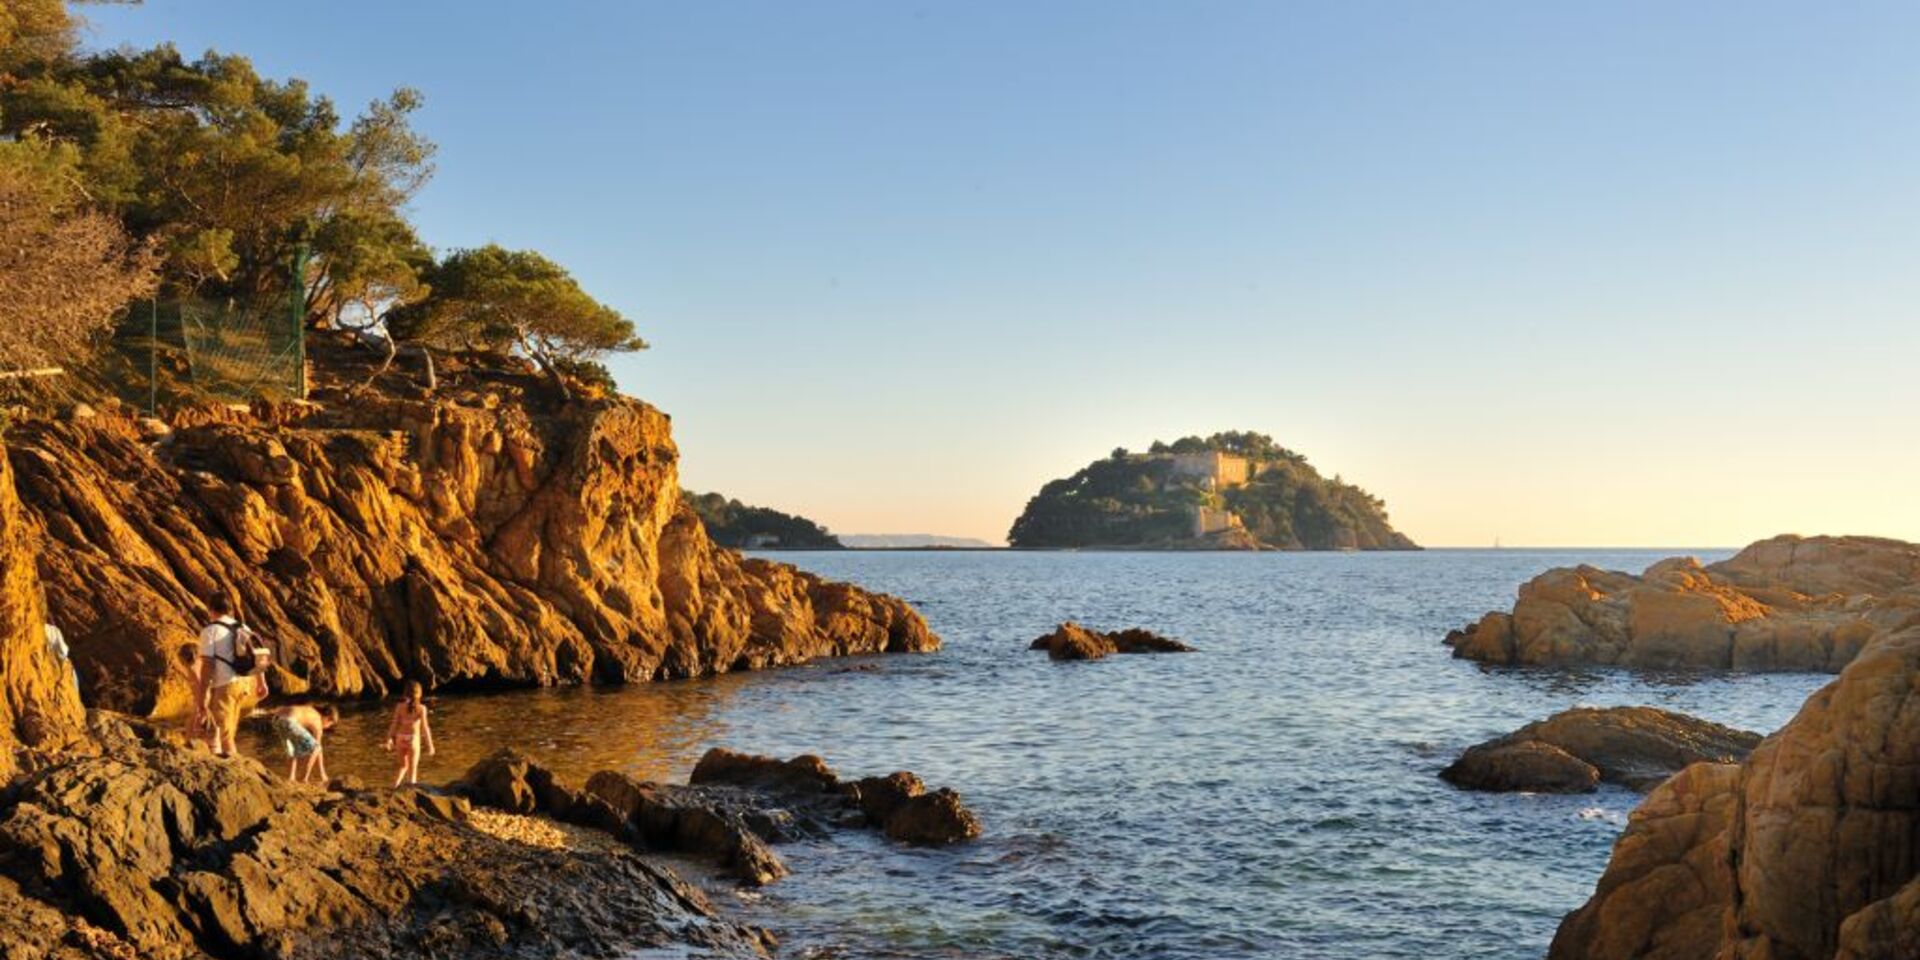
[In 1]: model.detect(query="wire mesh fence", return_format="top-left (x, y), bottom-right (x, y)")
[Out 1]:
top-left (158, 293), bottom-right (306, 404)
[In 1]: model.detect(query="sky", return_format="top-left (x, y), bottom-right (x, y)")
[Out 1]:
top-left (83, 2), bottom-right (1920, 547)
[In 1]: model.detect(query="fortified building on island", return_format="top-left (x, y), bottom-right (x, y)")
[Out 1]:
top-left (1164, 451), bottom-right (1273, 537)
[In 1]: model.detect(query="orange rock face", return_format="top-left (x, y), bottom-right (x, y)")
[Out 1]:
top-left (5, 384), bottom-right (936, 717)
top-left (1445, 537), bottom-right (1919, 672)
top-left (0, 448), bottom-right (84, 779)
top-left (1548, 602), bottom-right (1920, 958)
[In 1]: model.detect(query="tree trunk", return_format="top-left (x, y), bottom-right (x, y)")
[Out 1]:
top-left (348, 335), bottom-right (399, 398)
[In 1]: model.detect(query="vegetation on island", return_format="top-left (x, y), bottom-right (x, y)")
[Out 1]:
top-left (685, 492), bottom-right (845, 550)
top-left (0, 0), bottom-right (640, 398)
top-left (1008, 431), bottom-right (1417, 551)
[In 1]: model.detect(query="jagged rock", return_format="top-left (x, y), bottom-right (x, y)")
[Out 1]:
top-left (456, 747), bottom-right (581, 817)
top-left (1442, 740), bottom-right (1600, 793)
top-left (691, 747), bottom-right (841, 795)
top-left (1028, 621), bottom-right (1195, 661)
top-left (1441, 706), bottom-right (1761, 794)
top-left (847, 771), bottom-right (925, 824)
top-left (0, 715), bottom-right (769, 959)
top-left (0, 448), bottom-right (84, 780)
top-left (582, 771), bottom-right (790, 887)
top-left (1548, 613), bottom-right (1920, 959)
top-left (4, 362), bottom-right (937, 717)
top-left (688, 747), bottom-right (981, 848)
top-left (1446, 535), bottom-right (1920, 672)
top-left (883, 788), bottom-right (983, 845)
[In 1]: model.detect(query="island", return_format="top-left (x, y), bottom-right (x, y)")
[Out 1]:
top-left (686, 491), bottom-right (845, 550)
top-left (1007, 431), bottom-right (1417, 551)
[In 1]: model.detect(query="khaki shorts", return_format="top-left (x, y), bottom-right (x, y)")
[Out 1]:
top-left (209, 682), bottom-right (248, 745)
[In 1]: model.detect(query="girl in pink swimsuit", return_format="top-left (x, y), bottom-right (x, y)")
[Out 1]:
top-left (385, 680), bottom-right (436, 787)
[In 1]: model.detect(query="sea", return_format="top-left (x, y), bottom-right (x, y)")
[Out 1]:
top-left (270, 549), bottom-right (1831, 960)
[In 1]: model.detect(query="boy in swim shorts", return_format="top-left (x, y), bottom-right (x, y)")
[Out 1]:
top-left (272, 703), bottom-right (339, 783)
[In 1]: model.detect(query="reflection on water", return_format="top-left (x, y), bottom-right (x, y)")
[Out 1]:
top-left (241, 671), bottom-right (758, 786)
top-left (246, 549), bottom-right (1830, 960)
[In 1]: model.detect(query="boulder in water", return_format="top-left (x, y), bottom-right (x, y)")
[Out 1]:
top-left (1548, 616), bottom-right (1920, 959)
top-left (1028, 621), bottom-right (1195, 661)
top-left (1443, 706), bottom-right (1763, 794)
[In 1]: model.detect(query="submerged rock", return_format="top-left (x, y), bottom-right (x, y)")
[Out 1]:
top-left (1445, 535), bottom-right (1920, 672)
top-left (0, 716), bottom-right (769, 959)
top-left (1548, 614), bottom-right (1920, 959)
top-left (1028, 621), bottom-right (1195, 661)
top-left (1441, 706), bottom-right (1761, 794)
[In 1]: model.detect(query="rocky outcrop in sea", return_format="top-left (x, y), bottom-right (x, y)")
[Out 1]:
top-left (1441, 706), bottom-right (1761, 794)
top-left (1542, 540), bottom-right (1920, 959)
top-left (1028, 622), bottom-right (1195, 661)
top-left (1444, 535), bottom-right (1920, 672)
top-left (456, 746), bottom-right (982, 889)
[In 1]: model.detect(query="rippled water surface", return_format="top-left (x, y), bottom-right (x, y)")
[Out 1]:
top-left (261, 550), bottom-right (1830, 959)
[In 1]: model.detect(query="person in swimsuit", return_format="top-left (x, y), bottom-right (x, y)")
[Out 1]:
top-left (385, 680), bottom-right (435, 787)
top-left (271, 703), bottom-right (338, 783)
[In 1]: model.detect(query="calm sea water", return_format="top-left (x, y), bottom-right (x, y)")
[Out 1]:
top-left (266, 550), bottom-right (1830, 959)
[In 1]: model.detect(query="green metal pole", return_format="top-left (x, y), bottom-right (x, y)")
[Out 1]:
top-left (291, 243), bottom-right (311, 399)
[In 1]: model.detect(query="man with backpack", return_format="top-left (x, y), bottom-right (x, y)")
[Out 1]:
top-left (194, 594), bottom-right (270, 759)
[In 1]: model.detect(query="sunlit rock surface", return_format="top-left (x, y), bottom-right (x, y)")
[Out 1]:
top-left (1446, 535), bottom-right (1919, 672)
top-left (6, 356), bottom-right (935, 716)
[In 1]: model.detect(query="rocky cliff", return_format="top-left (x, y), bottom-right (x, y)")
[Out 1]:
top-left (1446, 536), bottom-right (1919, 672)
top-left (1547, 605), bottom-right (1920, 959)
top-left (5, 356), bottom-right (935, 717)
top-left (0, 448), bottom-right (85, 779)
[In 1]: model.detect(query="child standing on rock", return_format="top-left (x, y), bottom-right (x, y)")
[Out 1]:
top-left (385, 680), bottom-right (435, 787)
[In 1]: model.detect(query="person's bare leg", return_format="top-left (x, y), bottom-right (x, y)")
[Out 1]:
top-left (391, 750), bottom-right (408, 788)
top-left (287, 755), bottom-right (298, 780)
top-left (312, 751), bottom-right (327, 784)
top-left (407, 740), bottom-right (422, 785)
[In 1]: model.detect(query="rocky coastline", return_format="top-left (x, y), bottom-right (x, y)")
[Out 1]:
top-left (0, 347), bottom-right (963, 956)
top-left (1441, 535), bottom-right (1920, 959)
top-left (1445, 535), bottom-right (1918, 672)
top-left (8, 347), bottom-right (936, 719)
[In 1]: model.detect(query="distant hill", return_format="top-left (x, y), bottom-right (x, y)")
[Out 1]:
top-left (841, 534), bottom-right (999, 550)
top-left (685, 492), bottom-right (844, 550)
top-left (1008, 431), bottom-right (1417, 551)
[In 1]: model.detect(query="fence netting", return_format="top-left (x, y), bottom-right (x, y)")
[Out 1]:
top-left (170, 296), bottom-right (304, 401)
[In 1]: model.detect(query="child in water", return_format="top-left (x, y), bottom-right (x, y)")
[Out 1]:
top-left (271, 703), bottom-right (338, 783)
top-left (384, 680), bottom-right (436, 787)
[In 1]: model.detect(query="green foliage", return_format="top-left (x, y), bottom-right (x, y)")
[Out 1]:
top-left (1, 14), bottom-right (437, 333)
top-left (387, 245), bottom-right (645, 372)
top-left (0, 4), bottom-right (647, 400)
top-left (685, 492), bottom-right (843, 550)
top-left (1008, 431), bottom-right (1415, 550)
top-left (549, 356), bottom-right (618, 394)
top-left (0, 0), bottom-right (74, 76)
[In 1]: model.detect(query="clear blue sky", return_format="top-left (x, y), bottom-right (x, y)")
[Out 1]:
top-left (85, 2), bottom-right (1920, 546)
